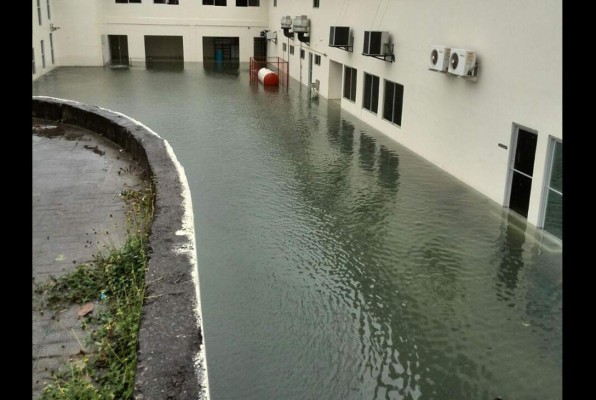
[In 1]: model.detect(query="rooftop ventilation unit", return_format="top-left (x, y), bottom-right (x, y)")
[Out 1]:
top-left (281, 16), bottom-right (293, 38)
top-left (292, 15), bottom-right (309, 33)
top-left (292, 15), bottom-right (310, 44)
top-left (281, 16), bottom-right (292, 29)
top-left (329, 26), bottom-right (352, 52)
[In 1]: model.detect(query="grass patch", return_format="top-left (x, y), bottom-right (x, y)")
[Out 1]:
top-left (40, 185), bottom-right (154, 400)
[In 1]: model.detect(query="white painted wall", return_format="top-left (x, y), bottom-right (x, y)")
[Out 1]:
top-left (100, 1), bottom-right (268, 63)
top-left (50, 0), bottom-right (104, 66)
top-left (32, 0), bottom-right (57, 80)
top-left (268, 0), bottom-right (562, 229)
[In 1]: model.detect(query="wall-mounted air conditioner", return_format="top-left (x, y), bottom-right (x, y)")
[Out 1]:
top-left (363, 31), bottom-right (389, 56)
top-left (329, 26), bottom-right (351, 47)
top-left (448, 48), bottom-right (477, 77)
top-left (429, 45), bottom-right (451, 72)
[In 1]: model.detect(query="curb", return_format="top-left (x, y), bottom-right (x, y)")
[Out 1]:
top-left (32, 96), bottom-right (209, 400)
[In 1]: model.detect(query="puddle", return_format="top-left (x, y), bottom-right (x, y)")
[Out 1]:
top-left (83, 144), bottom-right (105, 156)
top-left (32, 119), bottom-right (85, 141)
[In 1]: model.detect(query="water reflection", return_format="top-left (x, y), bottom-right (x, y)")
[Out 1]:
top-left (202, 60), bottom-right (240, 77)
top-left (146, 61), bottom-right (184, 71)
top-left (359, 132), bottom-right (376, 172)
top-left (378, 145), bottom-right (399, 190)
top-left (494, 215), bottom-right (527, 301)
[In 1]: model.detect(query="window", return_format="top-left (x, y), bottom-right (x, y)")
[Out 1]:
top-left (314, 54), bottom-right (321, 65)
top-left (343, 66), bottom-right (357, 102)
top-left (274, 0), bottom-right (277, 6)
top-left (313, 0), bottom-right (319, 8)
top-left (236, 0), bottom-right (259, 6)
top-left (300, 49), bottom-right (305, 59)
top-left (46, 0), bottom-right (51, 20)
top-left (116, 0), bottom-right (142, 3)
top-left (383, 80), bottom-right (404, 126)
top-left (203, 0), bottom-right (227, 5)
top-left (41, 40), bottom-right (46, 69)
top-left (49, 33), bottom-right (55, 64)
top-left (37, 0), bottom-right (42, 25)
top-left (542, 139), bottom-right (562, 239)
top-left (155, 0), bottom-right (178, 3)
top-left (283, 43), bottom-right (287, 52)
top-left (32, 48), bottom-right (36, 75)
top-left (290, 45), bottom-right (294, 55)
top-left (363, 72), bottom-right (379, 113)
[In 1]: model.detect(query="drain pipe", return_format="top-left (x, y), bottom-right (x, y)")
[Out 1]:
top-left (299, 42), bottom-right (303, 85)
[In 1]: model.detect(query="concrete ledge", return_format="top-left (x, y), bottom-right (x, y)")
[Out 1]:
top-left (32, 96), bottom-right (209, 400)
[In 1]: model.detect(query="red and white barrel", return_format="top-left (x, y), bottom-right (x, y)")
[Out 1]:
top-left (258, 68), bottom-right (279, 86)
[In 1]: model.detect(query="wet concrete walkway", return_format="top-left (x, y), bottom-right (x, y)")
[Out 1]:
top-left (32, 118), bottom-right (146, 399)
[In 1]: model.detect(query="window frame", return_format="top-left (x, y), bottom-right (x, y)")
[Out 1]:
top-left (49, 33), bottom-right (55, 64)
top-left (343, 66), bottom-right (357, 102)
top-left (41, 40), bottom-right (46, 69)
top-left (362, 72), bottom-right (380, 114)
top-left (37, 0), bottom-right (42, 25)
top-left (290, 45), bottom-right (295, 55)
top-left (300, 49), bottom-right (305, 59)
top-left (46, 0), bottom-right (51, 20)
top-left (539, 137), bottom-right (563, 239)
top-left (203, 0), bottom-right (227, 5)
top-left (313, 0), bottom-right (319, 8)
top-left (382, 79), bottom-right (404, 127)
top-left (236, 0), bottom-right (259, 6)
top-left (314, 54), bottom-right (321, 65)
top-left (32, 47), bottom-right (36, 75)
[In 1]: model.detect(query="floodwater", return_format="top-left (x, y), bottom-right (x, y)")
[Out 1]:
top-left (33, 64), bottom-right (562, 400)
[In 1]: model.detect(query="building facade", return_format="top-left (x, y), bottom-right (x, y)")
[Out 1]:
top-left (32, 0), bottom-right (562, 240)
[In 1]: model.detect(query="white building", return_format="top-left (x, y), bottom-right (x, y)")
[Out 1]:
top-left (32, 0), bottom-right (562, 240)
top-left (32, 0), bottom-right (57, 80)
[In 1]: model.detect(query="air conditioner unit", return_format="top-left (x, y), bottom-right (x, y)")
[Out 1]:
top-left (363, 31), bottom-right (389, 56)
top-left (329, 26), bottom-right (350, 47)
top-left (448, 48), bottom-right (477, 76)
top-left (292, 15), bottom-right (309, 33)
top-left (281, 16), bottom-right (292, 29)
top-left (429, 45), bottom-right (451, 72)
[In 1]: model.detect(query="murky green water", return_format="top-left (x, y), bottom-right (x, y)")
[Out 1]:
top-left (33, 64), bottom-right (562, 400)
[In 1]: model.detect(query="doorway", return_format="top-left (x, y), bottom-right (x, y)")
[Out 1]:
top-left (144, 35), bottom-right (184, 68)
top-left (203, 37), bottom-right (239, 63)
top-left (253, 37), bottom-right (266, 61)
top-left (108, 35), bottom-right (129, 67)
top-left (506, 125), bottom-right (538, 218)
top-left (328, 60), bottom-right (343, 99)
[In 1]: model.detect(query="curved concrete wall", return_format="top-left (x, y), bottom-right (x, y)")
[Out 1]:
top-left (32, 96), bottom-right (209, 400)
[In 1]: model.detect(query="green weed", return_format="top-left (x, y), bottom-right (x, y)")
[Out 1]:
top-left (40, 183), bottom-right (155, 400)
